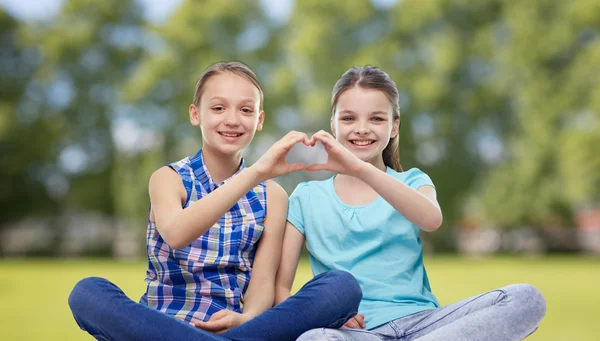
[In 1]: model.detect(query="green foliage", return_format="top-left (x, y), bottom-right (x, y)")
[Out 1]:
top-left (3, 0), bottom-right (600, 245)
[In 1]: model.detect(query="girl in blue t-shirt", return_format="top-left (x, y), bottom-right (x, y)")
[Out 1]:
top-left (68, 61), bottom-right (361, 341)
top-left (275, 65), bottom-right (546, 341)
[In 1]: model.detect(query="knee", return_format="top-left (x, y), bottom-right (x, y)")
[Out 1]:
top-left (296, 328), bottom-right (326, 341)
top-left (321, 270), bottom-right (362, 309)
top-left (506, 284), bottom-right (546, 322)
top-left (68, 277), bottom-right (108, 315)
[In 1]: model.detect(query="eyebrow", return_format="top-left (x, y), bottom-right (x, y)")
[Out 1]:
top-left (338, 110), bottom-right (388, 116)
top-left (208, 96), bottom-right (256, 104)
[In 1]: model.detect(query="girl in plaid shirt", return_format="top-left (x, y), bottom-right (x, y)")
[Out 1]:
top-left (68, 61), bottom-right (362, 341)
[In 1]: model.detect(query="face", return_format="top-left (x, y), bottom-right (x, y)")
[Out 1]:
top-left (332, 86), bottom-right (399, 165)
top-left (189, 72), bottom-right (264, 156)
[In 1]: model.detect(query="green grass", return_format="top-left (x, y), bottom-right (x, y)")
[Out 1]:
top-left (0, 256), bottom-right (598, 340)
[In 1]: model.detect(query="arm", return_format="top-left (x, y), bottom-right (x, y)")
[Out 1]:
top-left (150, 166), bottom-right (264, 249)
top-left (150, 131), bottom-right (311, 249)
top-left (356, 163), bottom-right (442, 232)
top-left (274, 222), bottom-right (305, 305)
top-left (193, 180), bottom-right (289, 333)
top-left (308, 130), bottom-right (442, 232)
top-left (240, 180), bottom-right (288, 319)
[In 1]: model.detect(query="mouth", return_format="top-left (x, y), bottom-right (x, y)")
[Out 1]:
top-left (349, 139), bottom-right (376, 147)
top-left (218, 132), bottom-right (244, 138)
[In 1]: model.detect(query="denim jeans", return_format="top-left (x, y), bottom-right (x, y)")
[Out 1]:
top-left (68, 270), bottom-right (361, 341)
top-left (297, 284), bottom-right (546, 341)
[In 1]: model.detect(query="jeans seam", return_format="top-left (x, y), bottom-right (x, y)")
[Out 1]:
top-left (403, 289), bottom-right (506, 337)
top-left (389, 321), bottom-right (403, 338)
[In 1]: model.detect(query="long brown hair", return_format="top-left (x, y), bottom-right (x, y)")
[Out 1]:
top-left (331, 65), bottom-right (403, 171)
top-left (193, 61), bottom-right (264, 110)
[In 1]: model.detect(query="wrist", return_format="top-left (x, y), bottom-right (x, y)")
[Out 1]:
top-left (349, 161), bottom-right (371, 179)
top-left (245, 165), bottom-right (266, 183)
top-left (240, 312), bottom-right (256, 323)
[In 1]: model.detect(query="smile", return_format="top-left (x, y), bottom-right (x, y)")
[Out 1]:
top-left (350, 140), bottom-right (375, 146)
top-left (219, 132), bottom-right (244, 137)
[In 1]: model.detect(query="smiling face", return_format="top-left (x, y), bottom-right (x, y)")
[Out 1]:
top-left (332, 86), bottom-right (399, 167)
top-left (189, 71), bottom-right (264, 156)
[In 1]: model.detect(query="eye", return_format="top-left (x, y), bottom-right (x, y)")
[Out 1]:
top-left (212, 106), bottom-right (225, 112)
top-left (340, 116), bottom-right (355, 121)
top-left (371, 116), bottom-right (386, 122)
top-left (241, 107), bottom-right (254, 114)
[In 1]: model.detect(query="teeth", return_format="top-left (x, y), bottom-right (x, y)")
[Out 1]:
top-left (352, 140), bottom-right (374, 146)
top-left (220, 132), bottom-right (242, 137)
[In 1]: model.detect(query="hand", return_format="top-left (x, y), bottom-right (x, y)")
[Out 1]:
top-left (341, 314), bottom-right (366, 329)
top-left (193, 310), bottom-right (250, 334)
top-left (250, 131), bottom-right (311, 182)
top-left (307, 130), bottom-right (365, 176)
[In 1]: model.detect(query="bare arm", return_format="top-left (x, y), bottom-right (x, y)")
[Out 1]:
top-left (274, 222), bottom-right (305, 305)
top-left (150, 131), bottom-right (311, 250)
top-left (149, 165), bottom-right (265, 249)
top-left (308, 130), bottom-right (443, 232)
top-left (355, 163), bottom-right (442, 232)
top-left (241, 180), bottom-right (288, 318)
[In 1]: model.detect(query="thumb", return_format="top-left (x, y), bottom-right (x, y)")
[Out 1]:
top-left (307, 163), bottom-right (329, 172)
top-left (289, 163), bottom-right (308, 172)
top-left (209, 310), bottom-right (230, 321)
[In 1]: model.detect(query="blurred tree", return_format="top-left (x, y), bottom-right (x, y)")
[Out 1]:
top-left (277, 0), bottom-right (600, 243)
top-left (119, 0), bottom-right (279, 227)
top-left (5, 0), bottom-right (599, 255)
top-left (0, 9), bottom-right (58, 231)
top-left (471, 0), bottom-right (600, 227)
top-left (24, 0), bottom-right (146, 214)
top-left (9, 0), bottom-right (147, 254)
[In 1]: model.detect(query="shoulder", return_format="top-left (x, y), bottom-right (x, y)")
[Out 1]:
top-left (149, 166), bottom-right (181, 186)
top-left (390, 167), bottom-right (434, 189)
top-left (168, 156), bottom-right (192, 173)
top-left (148, 166), bottom-right (186, 202)
top-left (266, 180), bottom-right (288, 203)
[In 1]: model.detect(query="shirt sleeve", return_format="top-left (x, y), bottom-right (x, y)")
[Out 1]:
top-left (287, 182), bottom-right (309, 235)
top-left (405, 168), bottom-right (435, 190)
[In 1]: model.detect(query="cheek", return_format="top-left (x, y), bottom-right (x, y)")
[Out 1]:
top-left (242, 116), bottom-right (259, 130)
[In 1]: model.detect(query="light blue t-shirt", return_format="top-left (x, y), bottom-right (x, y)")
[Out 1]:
top-left (287, 167), bottom-right (440, 330)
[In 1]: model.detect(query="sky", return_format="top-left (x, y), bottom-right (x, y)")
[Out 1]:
top-left (0, 0), bottom-right (400, 23)
top-left (0, 0), bottom-right (295, 23)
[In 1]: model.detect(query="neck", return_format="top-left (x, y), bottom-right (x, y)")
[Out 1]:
top-left (370, 155), bottom-right (387, 172)
top-left (201, 145), bottom-right (242, 184)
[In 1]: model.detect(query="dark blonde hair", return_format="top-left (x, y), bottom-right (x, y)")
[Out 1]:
top-left (331, 65), bottom-right (403, 171)
top-left (193, 61), bottom-right (264, 110)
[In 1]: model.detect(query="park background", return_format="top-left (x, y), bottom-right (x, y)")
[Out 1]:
top-left (1, 0), bottom-right (599, 340)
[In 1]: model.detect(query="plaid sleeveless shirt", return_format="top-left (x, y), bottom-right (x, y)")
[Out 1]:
top-left (140, 149), bottom-right (267, 323)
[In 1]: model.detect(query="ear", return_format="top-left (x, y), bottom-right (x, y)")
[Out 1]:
top-left (189, 104), bottom-right (200, 126)
top-left (391, 117), bottom-right (400, 139)
top-left (330, 117), bottom-right (336, 137)
top-left (256, 111), bottom-right (265, 131)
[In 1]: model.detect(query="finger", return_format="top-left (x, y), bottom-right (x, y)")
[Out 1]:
top-left (312, 133), bottom-right (335, 148)
top-left (288, 163), bottom-right (308, 172)
top-left (341, 318), bottom-right (359, 329)
top-left (285, 130), bottom-right (309, 141)
top-left (307, 164), bottom-right (330, 172)
top-left (208, 310), bottom-right (230, 321)
top-left (194, 319), bottom-right (230, 332)
top-left (281, 133), bottom-right (309, 150)
top-left (356, 314), bottom-right (366, 329)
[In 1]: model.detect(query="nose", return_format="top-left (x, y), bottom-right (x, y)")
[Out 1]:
top-left (223, 110), bottom-right (240, 127)
top-left (355, 122), bottom-right (370, 135)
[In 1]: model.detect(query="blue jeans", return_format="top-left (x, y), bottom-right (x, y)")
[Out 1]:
top-left (68, 270), bottom-right (361, 341)
top-left (297, 284), bottom-right (546, 341)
